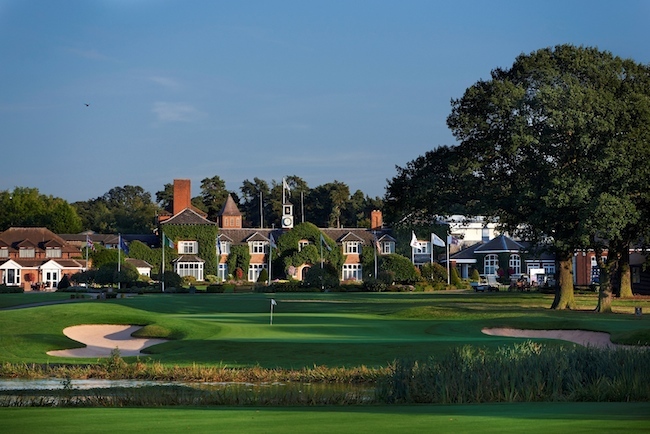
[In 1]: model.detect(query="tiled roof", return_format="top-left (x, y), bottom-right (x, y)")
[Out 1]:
top-left (474, 235), bottom-right (524, 253)
top-left (0, 258), bottom-right (87, 268)
top-left (125, 258), bottom-right (153, 268)
top-left (161, 208), bottom-right (216, 226)
top-left (219, 194), bottom-right (242, 216)
top-left (172, 255), bottom-right (205, 263)
top-left (0, 227), bottom-right (80, 255)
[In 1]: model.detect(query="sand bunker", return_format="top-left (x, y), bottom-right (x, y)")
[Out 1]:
top-left (481, 328), bottom-right (642, 349)
top-left (47, 324), bottom-right (168, 358)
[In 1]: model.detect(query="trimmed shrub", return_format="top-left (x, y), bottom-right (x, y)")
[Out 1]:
top-left (206, 284), bottom-right (225, 293)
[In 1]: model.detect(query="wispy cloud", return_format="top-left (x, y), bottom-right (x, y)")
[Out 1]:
top-left (65, 47), bottom-right (114, 62)
top-left (152, 101), bottom-right (206, 122)
top-left (148, 76), bottom-right (182, 90)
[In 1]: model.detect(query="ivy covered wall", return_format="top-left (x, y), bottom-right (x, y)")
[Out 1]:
top-left (160, 224), bottom-right (219, 276)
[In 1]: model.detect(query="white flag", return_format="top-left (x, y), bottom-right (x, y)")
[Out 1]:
top-left (431, 233), bottom-right (446, 247)
top-left (271, 299), bottom-right (277, 306)
top-left (410, 231), bottom-right (419, 248)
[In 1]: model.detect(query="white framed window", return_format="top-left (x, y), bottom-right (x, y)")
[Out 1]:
top-left (174, 261), bottom-right (204, 281)
top-left (19, 248), bottom-right (35, 258)
top-left (484, 254), bottom-right (499, 275)
top-left (218, 263), bottom-right (228, 281)
top-left (345, 241), bottom-right (360, 254)
top-left (509, 254), bottom-right (521, 275)
top-left (0, 248), bottom-right (8, 258)
top-left (342, 264), bottom-right (362, 281)
top-left (381, 241), bottom-right (394, 255)
top-left (543, 262), bottom-right (556, 276)
top-left (4, 268), bottom-right (20, 285)
top-left (412, 242), bottom-right (429, 254)
top-left (248, 263), bottom-right (267, 282)
top-left (299, 240), bottom-right (310, 251)
top-left (178, 241), bottom-right (198, 255)
top-left (250, 241), bottom-right (268, 254)
top-left (46, 248), bottom-right (62, 258)
top-left (218, 241), bottom-right (230, 255)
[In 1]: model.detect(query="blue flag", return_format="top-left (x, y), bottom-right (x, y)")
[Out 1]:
top-left (119, 237), bottom-right (129, 255)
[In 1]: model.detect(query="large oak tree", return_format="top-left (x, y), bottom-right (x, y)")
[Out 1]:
top-left (446, 45), bottom-right (650, 310)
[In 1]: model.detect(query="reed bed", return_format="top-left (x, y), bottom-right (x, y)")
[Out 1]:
top-left (377, 341), bottom-right (650, 404)
top-left (3, 343), bottom-right (650, 407)
top-left (0, 351), bottom-right (389, 384)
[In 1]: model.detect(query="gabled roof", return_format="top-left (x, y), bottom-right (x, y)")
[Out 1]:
top-left (0, 227), bottom-right (80, 255)
top-left (219, 194), bottom-right (242, 216)
top-left (339, 232), bottom-right (365, 243)
top-left (125, 258), bottom-right (153, 268)
top-left (474, 235), bottom-right (524, 253)
top-left (220, 228), bottom-right (283, 244)
top-left (217, 234), bottom-right (234, 243)
top-left (376, 234), bottom-right (396, 243)
top-left (245, 232), bottom-right (270, 242)
top-left (161, 208), bottom-right (216, 226)
top-left (172, 255), bottom-right (205, 263)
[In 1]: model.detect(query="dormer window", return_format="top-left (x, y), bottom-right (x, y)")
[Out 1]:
top-left (46, 247), bottom-right (62, 258)
top-left (218, 240), bottom-right (230, 255)
top-left (250, 241), bottom-right (268, 254)
top-left (381, 241), bottom-right (394, 254)
top-left (19, 247), bottom-right (35, 258)
top-left (344, 241), bottom-right (360, 254)
top-left (298, 240), bottom-right (310, 251)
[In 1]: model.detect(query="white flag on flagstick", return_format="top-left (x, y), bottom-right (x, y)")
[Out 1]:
top-left (410, 231), bottom-right (419, 248)
top-left (431, 233), bottom-right (446, 247)
top-left (271, 299), bottom-right (277, 306)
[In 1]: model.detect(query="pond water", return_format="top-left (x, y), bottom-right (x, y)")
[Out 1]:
top-left (0, 378), bottom-right (372, 394)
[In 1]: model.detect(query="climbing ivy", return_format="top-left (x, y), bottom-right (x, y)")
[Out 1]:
top-left (227, 244), bottom-right (251, 280)
top-left (276, 222), bottom-right (345, 276)
top-left (159, 224), bottom-right (219, 276)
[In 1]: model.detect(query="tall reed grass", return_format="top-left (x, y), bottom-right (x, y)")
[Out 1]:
top-left (377, 341), bottom-right (650, 404)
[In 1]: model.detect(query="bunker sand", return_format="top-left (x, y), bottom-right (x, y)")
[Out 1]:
top-left (482, 327), bottom-right (645, 349)
top-left (47, 324), bottom-right (168, 358)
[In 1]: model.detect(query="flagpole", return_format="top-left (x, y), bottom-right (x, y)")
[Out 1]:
top-left (260, 188), bottom-right (264, 229)
top-left (162, 233), bottom-right (165, 293)
top-left (117, 234), bottom-right (121, 292)
top-left (446, 234), bottom-right (451, 286)
top-left (267, 235), bottom-right (272, 286)
top-left (270, 299), bottom-right (276, 325)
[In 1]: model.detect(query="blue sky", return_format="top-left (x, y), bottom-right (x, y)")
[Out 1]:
top-left (1, 1), bottom-right (649, 202)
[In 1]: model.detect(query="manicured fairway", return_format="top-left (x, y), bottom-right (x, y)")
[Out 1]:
top-left (1, 292), bottom-right (649, 368)
top-left (1, 403), bottom-right (649, 433)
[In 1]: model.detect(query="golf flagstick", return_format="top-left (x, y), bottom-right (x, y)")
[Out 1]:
top-left (270, 298), bottom-right (277, 325)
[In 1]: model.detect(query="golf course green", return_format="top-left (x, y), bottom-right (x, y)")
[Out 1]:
top-left (1, 290), bottom-right (649, 432)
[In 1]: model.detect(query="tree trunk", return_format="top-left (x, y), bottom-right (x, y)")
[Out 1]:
top-left (596, 249), bottom-right (613, 313)
top-left (551, 252), bottom-right (576, 310)
top-left (619, 247), bottom-right (633, 298)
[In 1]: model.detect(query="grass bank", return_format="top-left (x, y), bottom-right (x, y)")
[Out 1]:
top-left (1, 403), bottom-right (649, 433)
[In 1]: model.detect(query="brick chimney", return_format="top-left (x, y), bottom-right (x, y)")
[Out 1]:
top-left (371, 210), bottom-right (383, 231)
top-left (173, 179), bottom-right (192, 216)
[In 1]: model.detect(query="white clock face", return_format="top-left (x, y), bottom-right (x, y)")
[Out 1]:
top-left (283, 217), bottom-right (292, 226)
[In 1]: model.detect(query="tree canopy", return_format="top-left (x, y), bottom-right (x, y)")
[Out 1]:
top-left (388, 45), bottom-right (650, 310)
top-left (0, 187), bottom-right (82, 233)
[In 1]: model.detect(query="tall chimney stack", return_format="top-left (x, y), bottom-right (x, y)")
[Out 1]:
top-left (173, 179), bottom-right (192, 216)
